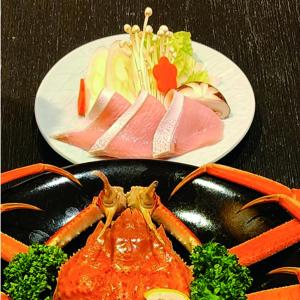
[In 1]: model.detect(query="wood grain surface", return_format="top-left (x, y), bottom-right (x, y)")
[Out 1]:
top-left (1, 0), bottom-right (300, 187)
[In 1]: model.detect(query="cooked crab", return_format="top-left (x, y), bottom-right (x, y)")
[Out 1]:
top-left (1, 163), bottom-right (300, 299)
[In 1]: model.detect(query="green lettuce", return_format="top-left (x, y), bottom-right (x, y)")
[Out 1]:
top-left (170, 31), bottom-right (210, 86)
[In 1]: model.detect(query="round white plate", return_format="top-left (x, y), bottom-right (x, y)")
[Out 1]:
top-left (35, 34), bottom-right (255, 165)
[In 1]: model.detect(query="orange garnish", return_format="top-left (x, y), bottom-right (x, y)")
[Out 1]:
top-left (153, 56), bottom-right (177, 93)
top-left (77, 78), bottom-right (86, 116)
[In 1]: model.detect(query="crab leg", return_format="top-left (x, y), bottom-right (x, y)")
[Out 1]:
top-left (268, 267), bottom-right (300, 281)
top-left (229, 219), bottom-right (300, 266)
top-left (171, 163), bottom-right (300, 258)
top-left (46, 172), bottom-right (126, 247)
top-left (240, 194), bottom-right (300, 220)
top-left (247, 267), bottom-right (300, 300)
top-left (1, 203), bottom-right (42, 213)
top-left (247, 284), bottom-right (300, 300)
top-left (152, 203), bottom-right (201, 252)
top-left (46, 197), bottom-right (103, 247)
top-left (1, 233), bottom-right (28, 262)
top-left (127, 182), bottom-right (167, 244)
top-left (171, 164), bottom-right (299, 218)
top-left (1, 163), bottom-right (81, 186)
top-left (170, 164), bottom-right (293, 197)
top-left (127, 181), bottom-right (201, 251)
top-left (1, 203), bottom-right (42, 262)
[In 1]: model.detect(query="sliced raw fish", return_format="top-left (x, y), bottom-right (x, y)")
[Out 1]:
top-left (54, 89), bottom-right (130, 150)
top-left (153, 92), bottom-right (223, 158)
top-left (90, 91), bottom-right (166, 158)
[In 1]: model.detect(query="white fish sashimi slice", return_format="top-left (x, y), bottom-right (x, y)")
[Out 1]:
top-left (89, 91), bottom-right (166, 158)
top-left (153, 92), bottom-right (224, 158)
top-left (54, 89), bottom-right (130, 150)
top-left (89, 90), bottom-right (149, 155)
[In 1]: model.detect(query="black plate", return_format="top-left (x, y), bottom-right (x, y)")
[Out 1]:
top-left (2, 159), bottom-right (299, 292)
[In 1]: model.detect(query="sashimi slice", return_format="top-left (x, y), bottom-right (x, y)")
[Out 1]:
top-left (90, 91), bottom-right (166, 158)
top-left (153, 92), bottom-right (223, 158)
top-left (54, 89), bottom-right (130, 150)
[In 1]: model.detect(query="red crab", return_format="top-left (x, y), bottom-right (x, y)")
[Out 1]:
top-left (1, 163), bottom-right (300, 299)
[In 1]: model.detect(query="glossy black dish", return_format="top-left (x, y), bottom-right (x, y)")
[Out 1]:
top-left (2, 159), bottom-right (299, 292)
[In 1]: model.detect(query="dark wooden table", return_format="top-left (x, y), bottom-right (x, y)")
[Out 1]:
top-left (2, 0), bottom-right (300, 187)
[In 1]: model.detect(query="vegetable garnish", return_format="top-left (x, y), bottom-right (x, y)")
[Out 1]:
top-left (190, 242), bottom-right (253, 300)
top-left (77, 78), bottom-right (86, 116)
top-left (2, 244), bottom-right (68, 300)
top-left (153, 56), bottom-right (177, 93)
top-left (115, 8), bottom-right (211, 102)
top-left (82, 7), bottom-right (215, 107)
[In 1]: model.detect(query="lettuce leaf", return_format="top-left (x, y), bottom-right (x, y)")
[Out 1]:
top-left (170, 31), bottom-right (210, 86)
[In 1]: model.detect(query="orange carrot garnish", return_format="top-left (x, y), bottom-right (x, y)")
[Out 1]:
top-left (77, 78), bottom-right (86, 116)
top-left (153, 56), bottom-right (177, 93)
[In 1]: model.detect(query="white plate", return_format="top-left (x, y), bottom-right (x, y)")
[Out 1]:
top-left (35, 34), bottom-right (255, 165)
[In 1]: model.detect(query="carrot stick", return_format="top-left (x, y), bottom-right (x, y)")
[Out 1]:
top-left (77, 78), bottom-right (86, 116)
top-left (229, 219), bottom-right (300, 266)
top-left (247, 284), bottom-right (300, 300)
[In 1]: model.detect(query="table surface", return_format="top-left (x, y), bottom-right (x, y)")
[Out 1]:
top-left (2, 0), bottom-right (300, 188)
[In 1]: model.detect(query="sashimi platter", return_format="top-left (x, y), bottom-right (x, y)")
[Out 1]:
top-left (35, 7), bottom-right (255, 164)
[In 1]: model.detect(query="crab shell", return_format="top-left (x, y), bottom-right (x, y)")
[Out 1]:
top-left (1, 163), bottom-right (300, 299)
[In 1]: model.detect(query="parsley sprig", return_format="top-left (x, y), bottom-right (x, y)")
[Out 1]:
top-left (190, 242), bottom-right (253, 299)
top-left (3, 244), bottom-right (68, 300)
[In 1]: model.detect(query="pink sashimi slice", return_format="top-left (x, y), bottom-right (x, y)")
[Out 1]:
top-left (89, 91), bottom-right (166, 158)
top-left (153, 92), bottom-right (223, 158)
top-left (54, 89), bottom-right (130, 150)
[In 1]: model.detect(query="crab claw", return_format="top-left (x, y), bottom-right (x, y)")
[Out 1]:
top-left (247, 267), bottom-right (300, 300)
top-left (46, 172), bottom-right (126, 248)
top-left (1, 163), bottom-right (81, 186)
top-left (127, 181), bottom-right (165, 244)
top-left (1, 203), bottom-right (42, 213)
top-left (170, 164), bottom-right (294, 198)
top-left (93, 171), bottom-right (126, 241)
top-left (268, 267), bottom-right (300, 282)
top-left (127, 180), bottom-right (201, 252)
top-left (1, 202), bottom-right (42, 261)
top-left (240, 194), bottom-right (300, 220)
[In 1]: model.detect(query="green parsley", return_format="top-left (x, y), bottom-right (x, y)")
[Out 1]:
top-left (2, 244), bottom-right (68, 300)
top-left (190, 242), bottom-right (253, 299)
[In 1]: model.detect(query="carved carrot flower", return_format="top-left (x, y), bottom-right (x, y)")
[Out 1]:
top-left (153, 56), bottom-right (177, 94)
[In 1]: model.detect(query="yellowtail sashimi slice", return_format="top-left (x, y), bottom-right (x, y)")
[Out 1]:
top-left (153, 92), bottom-right (223, 158)
top-left (89, 91), bottom-right (166, 158)
top-left (54, 89), bottom-right (130, 150)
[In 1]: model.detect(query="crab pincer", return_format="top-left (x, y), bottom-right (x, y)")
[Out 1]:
top-left (247, 267), bottom-right (300, 299)
top-left (1, 163), bottom-right (81, 262)
top-left (170, 163), bottom-right (300, 266)
top-left (1, 163), bottom-right (81, 186)
top-left (240, 193), bottom-right (300, 220)
top-left (1, 202), bottom-right (42, 262)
